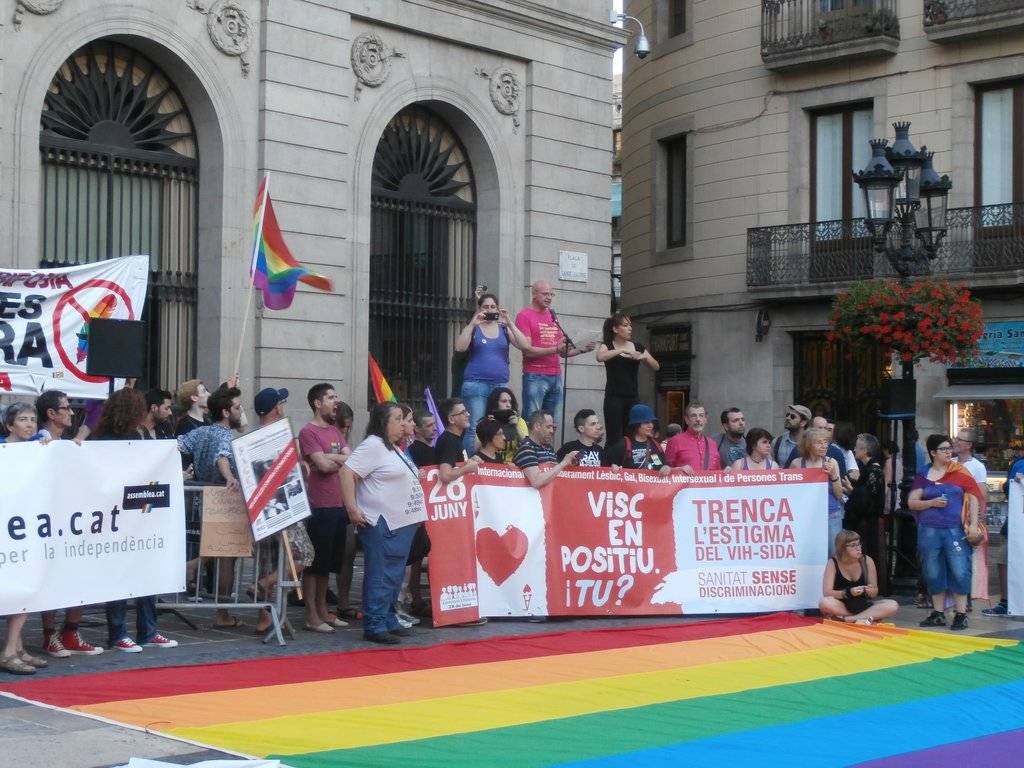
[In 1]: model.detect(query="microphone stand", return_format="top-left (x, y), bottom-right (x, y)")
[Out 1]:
top-left (550, 311), bottom-right (576, 445)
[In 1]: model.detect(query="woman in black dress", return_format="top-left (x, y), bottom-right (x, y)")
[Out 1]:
top-left (595, 313), bottom-right (659, 446)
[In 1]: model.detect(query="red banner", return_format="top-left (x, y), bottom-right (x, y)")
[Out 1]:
top-left (424, 465), bottom-right (828, 626)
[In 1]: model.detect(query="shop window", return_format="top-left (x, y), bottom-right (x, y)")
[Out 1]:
top-left (650, 325), bottom-right (691, 425)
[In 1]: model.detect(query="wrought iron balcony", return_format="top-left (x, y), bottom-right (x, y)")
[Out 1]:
top-left (746, 203), bottom-right (1024, 288)
top-left (761, 0), bottom-right (900, 71)
top-left (924, 0), bottom-right (1024, 42)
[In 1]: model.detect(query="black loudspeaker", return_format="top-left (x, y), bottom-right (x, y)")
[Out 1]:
top-left (881, 378), bottom-right (916, 416)
top-left (85, 319), bottom-right (146, 378)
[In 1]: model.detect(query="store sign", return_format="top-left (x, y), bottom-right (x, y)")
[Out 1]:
top-left (967, 321), bottom-right (1024, 369)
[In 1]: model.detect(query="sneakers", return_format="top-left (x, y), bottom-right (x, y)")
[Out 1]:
top-left (389, 626), bottom-right (414, 637)
top-left (982, 602), bottom-right (1009, 617)
top-left (61, 630), bottom-right (104, 656)
top-left (112, 637), bottom-right (143, 653)
top-left (142, 634), bottom-right (178, 649)
top-left (919, 610), bottom-right (946, 627)
top-left (44, 632), bottom-right (71, 658)
top-left (395, 608), bottom-right (420, 628)
top-left (950, 612), bottom-right (969, 631)
top-left (364, 631), bottom-right (401, 645)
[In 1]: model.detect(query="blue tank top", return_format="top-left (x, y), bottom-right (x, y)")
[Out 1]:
top-left (803, 458), bottom-right (842, 518)
top-left (463, 325), bottom-right (510, 383)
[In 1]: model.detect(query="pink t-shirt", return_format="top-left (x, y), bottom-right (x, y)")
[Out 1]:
top-left (298, 422), bottom-right (347, 508)
top-left (516, 306), bottom-right (562, 376)
top-left (665, 429), bottom-right (721, 471)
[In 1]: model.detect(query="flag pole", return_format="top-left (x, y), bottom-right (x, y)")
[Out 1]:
top-left (234, 173), bottom-right (270, 380)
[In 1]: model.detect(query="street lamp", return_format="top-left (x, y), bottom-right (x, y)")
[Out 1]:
top-left (854, 122), bottom-right (952, 278)
top-left (853, 122), bottom-right (954, 530)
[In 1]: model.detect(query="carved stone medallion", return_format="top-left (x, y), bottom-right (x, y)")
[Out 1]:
top-left (488, 66), bottom-right (520, 116)
top-left (13, 0), bottom-right (64, 28)
top-left (351, 32), bottom-right (394, 89)
top-left (206, 0), bottom-right (252, 57)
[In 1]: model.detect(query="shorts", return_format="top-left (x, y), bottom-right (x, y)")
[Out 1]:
top-left (990, 532), bottom-right (1008, 566)
top-left (305, 507), bottom-right (347, 576)
top-left (406, 524), bottom-right (431, 565)
top-left (917, 525), bottom-right (972, 596)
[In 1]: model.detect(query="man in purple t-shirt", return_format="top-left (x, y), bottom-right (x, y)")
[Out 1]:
top-left (515, 280), bottom-right (595, 423)
top-left (298, 383), bottom-right (350, 633)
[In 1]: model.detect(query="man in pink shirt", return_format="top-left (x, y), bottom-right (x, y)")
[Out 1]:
top-left (515, 280), bottom-right (595, 422)
top-left (666, 402), bottom-right (721, 475)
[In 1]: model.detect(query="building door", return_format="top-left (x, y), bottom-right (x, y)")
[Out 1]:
top-left (39, 41), bottom-right (199, 389)
top-left (369, 106), bottom-right (477, 406)
top-left (793, 331), bottom-right (886, 437)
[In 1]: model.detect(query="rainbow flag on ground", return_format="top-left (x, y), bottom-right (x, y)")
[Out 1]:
top-left (369, 353), bottom-right (396, 403)
top-left (3, 614), bottom-right (1023, 766)
top-left (250, 175), bottom-right (332, 310)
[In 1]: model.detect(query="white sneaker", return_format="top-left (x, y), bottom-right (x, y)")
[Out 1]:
top-left (395, 608), bottom-right (420, 627)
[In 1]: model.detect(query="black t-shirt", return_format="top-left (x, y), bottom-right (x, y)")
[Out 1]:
top-left (603, 342), bottom-right (646, 398)
top-left (407, 439), bottom-right (437, 468)
top-left (558, 439), bottom-right (603, 467)
top-left (174, 413), bottom-right (209, 437)
top-left (603, 436), bottom-right (665, 470)
top-left (435, 430), bottom-right (468, 467)
top-left (473, 449), bottom-right (505, 465)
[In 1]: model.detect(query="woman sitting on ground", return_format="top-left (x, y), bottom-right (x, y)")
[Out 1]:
top-left (730, 427), bottom-right (777, 471)
top-left (819, 529), bottom-right (898, 625)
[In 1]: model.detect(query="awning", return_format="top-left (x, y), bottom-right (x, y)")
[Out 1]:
top-left (933, 384), bottom-right (1024, 400)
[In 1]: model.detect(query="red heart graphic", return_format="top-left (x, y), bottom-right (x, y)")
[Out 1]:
top-left (475, 526), bottom-right (528, 586)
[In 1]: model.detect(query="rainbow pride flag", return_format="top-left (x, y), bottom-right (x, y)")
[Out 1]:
top-left (369, 353), bottom-right (396, 403)
top-left (3, 615), bottom-right (1023, 766)
top-left (250, 175), bottom-right (332, 310)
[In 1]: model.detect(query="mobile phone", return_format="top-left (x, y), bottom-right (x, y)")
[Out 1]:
top-left (484, 311), bottom-right (500, 321)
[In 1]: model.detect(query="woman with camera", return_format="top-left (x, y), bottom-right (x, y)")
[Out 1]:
top-left (455, 292), bottom-right (534, 453)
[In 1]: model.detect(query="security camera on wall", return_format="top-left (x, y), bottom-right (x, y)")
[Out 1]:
top-left (634, 34), bottom-right (651, 59)
top-left (612, 13), bottom-right (651, 61)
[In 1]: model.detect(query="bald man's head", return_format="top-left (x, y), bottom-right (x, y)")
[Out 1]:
top-left (531, 280), bottom-right (554, 309)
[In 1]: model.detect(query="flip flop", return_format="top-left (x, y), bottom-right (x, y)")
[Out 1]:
top-left (336, 607), bottom-right (363, 621)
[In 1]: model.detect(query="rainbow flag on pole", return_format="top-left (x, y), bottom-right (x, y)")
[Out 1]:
top-left (4, 615), bottom-right (1024, 766)
top-left (250, 175), bottom-right (332, 310)
top-left (369, 353), bottom-right (397, 403)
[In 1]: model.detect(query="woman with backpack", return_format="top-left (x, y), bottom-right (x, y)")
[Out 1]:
top-left (602, 404), bottom-right (671, 474)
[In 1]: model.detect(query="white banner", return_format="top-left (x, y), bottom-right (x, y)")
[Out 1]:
top-left (1009, 480), bottom-right (1023, 616)
top-left (0, 439), bottom-right (185, 614)
top-left (0, 255), bottom-right (149, 398)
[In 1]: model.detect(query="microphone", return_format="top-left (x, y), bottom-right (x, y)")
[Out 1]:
top-left (548, 308), bottom-right (558, 321)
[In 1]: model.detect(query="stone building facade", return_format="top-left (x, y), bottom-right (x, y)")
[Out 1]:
top-left (620, 0), bottom-right (1024, 471)
top-left (0, 0), bottom-right (622, 432)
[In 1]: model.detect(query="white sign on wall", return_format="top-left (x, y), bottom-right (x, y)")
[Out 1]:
top-left (558, 250), bottom-right (588, 283)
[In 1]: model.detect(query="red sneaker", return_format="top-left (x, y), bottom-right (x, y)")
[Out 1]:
top-left (61, 630), bottom-right (104, 656)
top-left (44, 632), bottom-right (71, 658)
top-left (142, 634), bottom-right (178, 649)
top-left (112, 638), bottom-right (142, 653)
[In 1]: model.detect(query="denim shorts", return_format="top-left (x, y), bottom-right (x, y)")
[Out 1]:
top-left (917, 525), bottom-right (972, 596)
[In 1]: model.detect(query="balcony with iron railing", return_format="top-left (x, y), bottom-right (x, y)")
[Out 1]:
top-left (746, 203), bottom-right (1024, 292)
top-left (761, 0), bottom-right (900, 71)
top-left (923, 0), bottom-right (1024, 42)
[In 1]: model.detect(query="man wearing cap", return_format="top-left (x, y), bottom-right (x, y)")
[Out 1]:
top-left (666, 402), bottom-right (720, 474)
top-left (603, 403), bottom-right (670, 474)
top-left (254, 387), bottom-right (289, 425)
top-left (773, 405), bottom-right (811, 466)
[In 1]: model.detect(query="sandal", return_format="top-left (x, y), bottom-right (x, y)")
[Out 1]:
top-left (18, 651), bottom-right (48, 668)
top-left (336, 607), bottom-right (363, 621)
top-left (1, 655), bottom-right (36, 675)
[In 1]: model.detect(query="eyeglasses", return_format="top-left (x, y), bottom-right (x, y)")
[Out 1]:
top-left (784, 413), bottom-right (799, 419)
top-left (846, 541), bottom-right (863, 548)
top-left (935, 445), bottom-right (953, 452)
top-left (451, 409), bottom-right (469, 418)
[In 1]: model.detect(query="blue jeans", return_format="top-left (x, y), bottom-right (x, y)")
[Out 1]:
top-left (918, 526), bottom-right (972, 596)
top-left (522, 373), bottom-right (563, 422)
top-left (106, 596), bottom-right (158, 644)
top-left (828, 515), bottom-right (844, 559)
top-left (461, 379), bottom-right (506, 454)
top-left (358, 517), bottom-right (417, 635)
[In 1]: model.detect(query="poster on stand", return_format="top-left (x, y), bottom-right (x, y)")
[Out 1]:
top-left (232, 418), bottom-right (311, 542)
top-left (424, 466), bottom-right (828, 626)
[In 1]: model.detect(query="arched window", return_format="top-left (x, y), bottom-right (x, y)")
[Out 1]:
top-left (370, 105), bottom-right (476, 405)
top-left (39, 41), bottom-right (199, 389)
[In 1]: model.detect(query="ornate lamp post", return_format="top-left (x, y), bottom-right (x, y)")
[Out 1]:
top-left (853, 122), bottom-right (953, 509)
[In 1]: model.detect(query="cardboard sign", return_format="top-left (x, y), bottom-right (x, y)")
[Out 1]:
top-left (198, 486), bottom-right (253, 558)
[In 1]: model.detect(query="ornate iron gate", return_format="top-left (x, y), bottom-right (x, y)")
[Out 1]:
top-left (369, 106), bottom-right (477, 406)
top-left (39, 41), bottom-right (199, 389)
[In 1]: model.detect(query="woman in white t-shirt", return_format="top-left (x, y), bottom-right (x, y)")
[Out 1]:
top-left (341, 403), bottom-right (427, 644)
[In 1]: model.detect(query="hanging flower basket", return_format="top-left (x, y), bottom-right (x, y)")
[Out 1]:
top-left (827, 278), bottom-right (984, 365)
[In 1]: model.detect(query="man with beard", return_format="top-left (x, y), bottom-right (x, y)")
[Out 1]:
top-left (176, 386), bottom-right (246, 628)
top-left (298, 383), bottom-right (351, 633)
top-left (142, 389), bottom-right (175, 439)
top-left (716, 407), bottom-right (746, 468)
